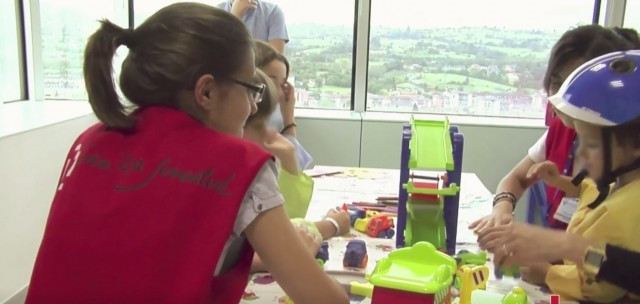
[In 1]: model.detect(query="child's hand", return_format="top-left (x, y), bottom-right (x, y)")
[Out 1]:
top-left (263, 129), bottom-right (298, 174)
top-left (527, 161), bottom-right (561, 185)
top-left (325, 209), bottom-right (350, 236)
top-left (521, 263), bottom-right (551, 286)
top-left (281, 82), bottom-right (297, 127)
top-left (295, 225), bottom-right (322, 256)
top-left (263, 129), bottom-right (295, 157)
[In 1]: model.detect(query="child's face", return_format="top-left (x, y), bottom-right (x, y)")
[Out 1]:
top-left (261, 59), bottom-right (287, 101)
top-left (575, 120), bottom-right (640, 181)
top-left (206, 51), bottom-right (258, 137)
top-left (575, 121), bottom-right (604, 180)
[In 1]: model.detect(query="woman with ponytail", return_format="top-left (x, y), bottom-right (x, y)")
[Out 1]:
top-left (26, 3), bottom-right (348, 304)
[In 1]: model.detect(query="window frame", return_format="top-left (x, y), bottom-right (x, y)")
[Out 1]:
top-left (15, 0), bottom-right (625, 123)
top-left (360, 0), bottom-right (605, 119)
top-left (1, 0), bottom-right (28, 103)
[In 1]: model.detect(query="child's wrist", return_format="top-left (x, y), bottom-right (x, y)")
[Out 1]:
top-left (324, 217), bottom-right (341, 237)
top-left (493, 200), bottom-right (514, 214)
top-left (283, 116), bottom-right (295, 125)
top-left (281, 122), bottom-right (296, 134)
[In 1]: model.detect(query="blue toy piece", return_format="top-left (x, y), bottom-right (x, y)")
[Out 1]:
top-left (350, 209), bottom-right (365, 227)
top-left (316, 242), bottom-right (329, 263)
top-left (343, 239), bottom-right (368, 268)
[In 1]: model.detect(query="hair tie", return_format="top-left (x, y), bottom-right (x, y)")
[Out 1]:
top-left (119, 28), bottom-right (136, 49)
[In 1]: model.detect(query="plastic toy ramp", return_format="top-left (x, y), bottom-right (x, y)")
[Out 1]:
top-left (409, 117), bottom-right (454, 171)
top-left (368, 242), bottom-right (456, 294)
top-left (405, 201), bottom-right (445, 248)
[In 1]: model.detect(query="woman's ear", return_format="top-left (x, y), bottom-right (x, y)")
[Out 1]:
top-left (194, 74), bottom-right (217, 111)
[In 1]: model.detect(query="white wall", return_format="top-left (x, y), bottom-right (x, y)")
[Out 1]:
top-left (0, 114), bottom-right (97, 302)
top-left (1, 112), bottom-right (544, 302)
top-left (299, 116), bottom-right (545, 192)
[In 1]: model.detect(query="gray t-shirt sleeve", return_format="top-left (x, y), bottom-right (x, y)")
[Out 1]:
top-left (232, 160), bottom-right (284, 236)
top-left (267, 4), bottom-right (289, 42)
top-left (214, 160), bottom-right (284, 276)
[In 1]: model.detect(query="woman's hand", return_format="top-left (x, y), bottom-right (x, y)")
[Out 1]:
top-left (477, 222), bottom-right (575, 268)
top-left (280, 82), bottom-right (297, 137)
top-left (230, 0), bottom-right (257, 17)
top-left (468, 201), bottom-right (514, 233)
top-left (521, 263), bottom-right (551, 286)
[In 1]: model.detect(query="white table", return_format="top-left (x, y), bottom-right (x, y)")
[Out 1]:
top-left (305, 166), bottom-right (494, 245)
top-left (240, 167), bottom-right (566, 304)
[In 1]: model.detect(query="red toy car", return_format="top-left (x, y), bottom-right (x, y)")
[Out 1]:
top-left (367, 215), bottom-right (395, 239)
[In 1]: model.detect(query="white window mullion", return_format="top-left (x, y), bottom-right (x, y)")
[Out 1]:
top-left (24, 0), bottom-right (45, 101)
top-left (604, 0), bottom-right (626, 27)
top-left (352, 0), bottom-right (371, 113)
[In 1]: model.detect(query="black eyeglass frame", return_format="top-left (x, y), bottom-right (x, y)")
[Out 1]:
top-left (230, 78), bottom-right (265, 103)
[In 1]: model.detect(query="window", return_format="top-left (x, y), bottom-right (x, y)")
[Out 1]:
top-left (276, 0), bottom-right (356, 110)
top-left (0, 0), bottom-right (24, 102)
top-left (135, 0), bottom-right (356, 110)
top-left (366, 0), bottom-right (595, 118)
top-left (134, 0), bottom-right (211, 26)
top-left (40, 0), bottom-right (123, 100)
top-left (624, 0), bottom-right (640, 30)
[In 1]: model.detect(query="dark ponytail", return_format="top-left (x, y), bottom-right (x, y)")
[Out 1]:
top-left (83, 3), bottom-right (253, 130)
top-left (611, 27), bottom-right (640, 47)
top-left (83, 20), bottom-right (134, 129)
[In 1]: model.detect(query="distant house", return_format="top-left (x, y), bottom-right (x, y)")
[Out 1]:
top-left (468, 64), bottom-right (487, 72)
top-left (487, 65), bottom-right (500, 77)
top-left (504, 65), bottom-right (517, 73)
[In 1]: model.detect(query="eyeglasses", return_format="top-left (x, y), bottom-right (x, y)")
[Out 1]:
top-left (230, 79), bottom-right (265, 103)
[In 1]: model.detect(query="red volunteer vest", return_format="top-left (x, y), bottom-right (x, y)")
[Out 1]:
top-left (544, 117), bottom-right (576, 229)
top-left (26, 107), bottom-right (271, 304)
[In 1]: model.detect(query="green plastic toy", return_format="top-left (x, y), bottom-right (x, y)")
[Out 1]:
top-left (453, 250), bottom-right (488, 290)
top-left (348, 242), bottom-right (458, 300)
top-left (469, 286), bottom-right (529, 304)
top-left (368, 241), bottom-right (456, 294)
top-left (408, 117), bottom-right (455, 171)
top-left (455, 250), bottom-right (488, 266)
top-left (498, 264), bottom-right (521, 278)
top-left (501, 287), bottom-right (528, 304)
top-left (401, 117), bottom-right (460, 249)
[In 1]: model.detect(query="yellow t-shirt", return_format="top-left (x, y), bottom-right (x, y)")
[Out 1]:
top-left (546, 179), bottom-right (640, 303)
